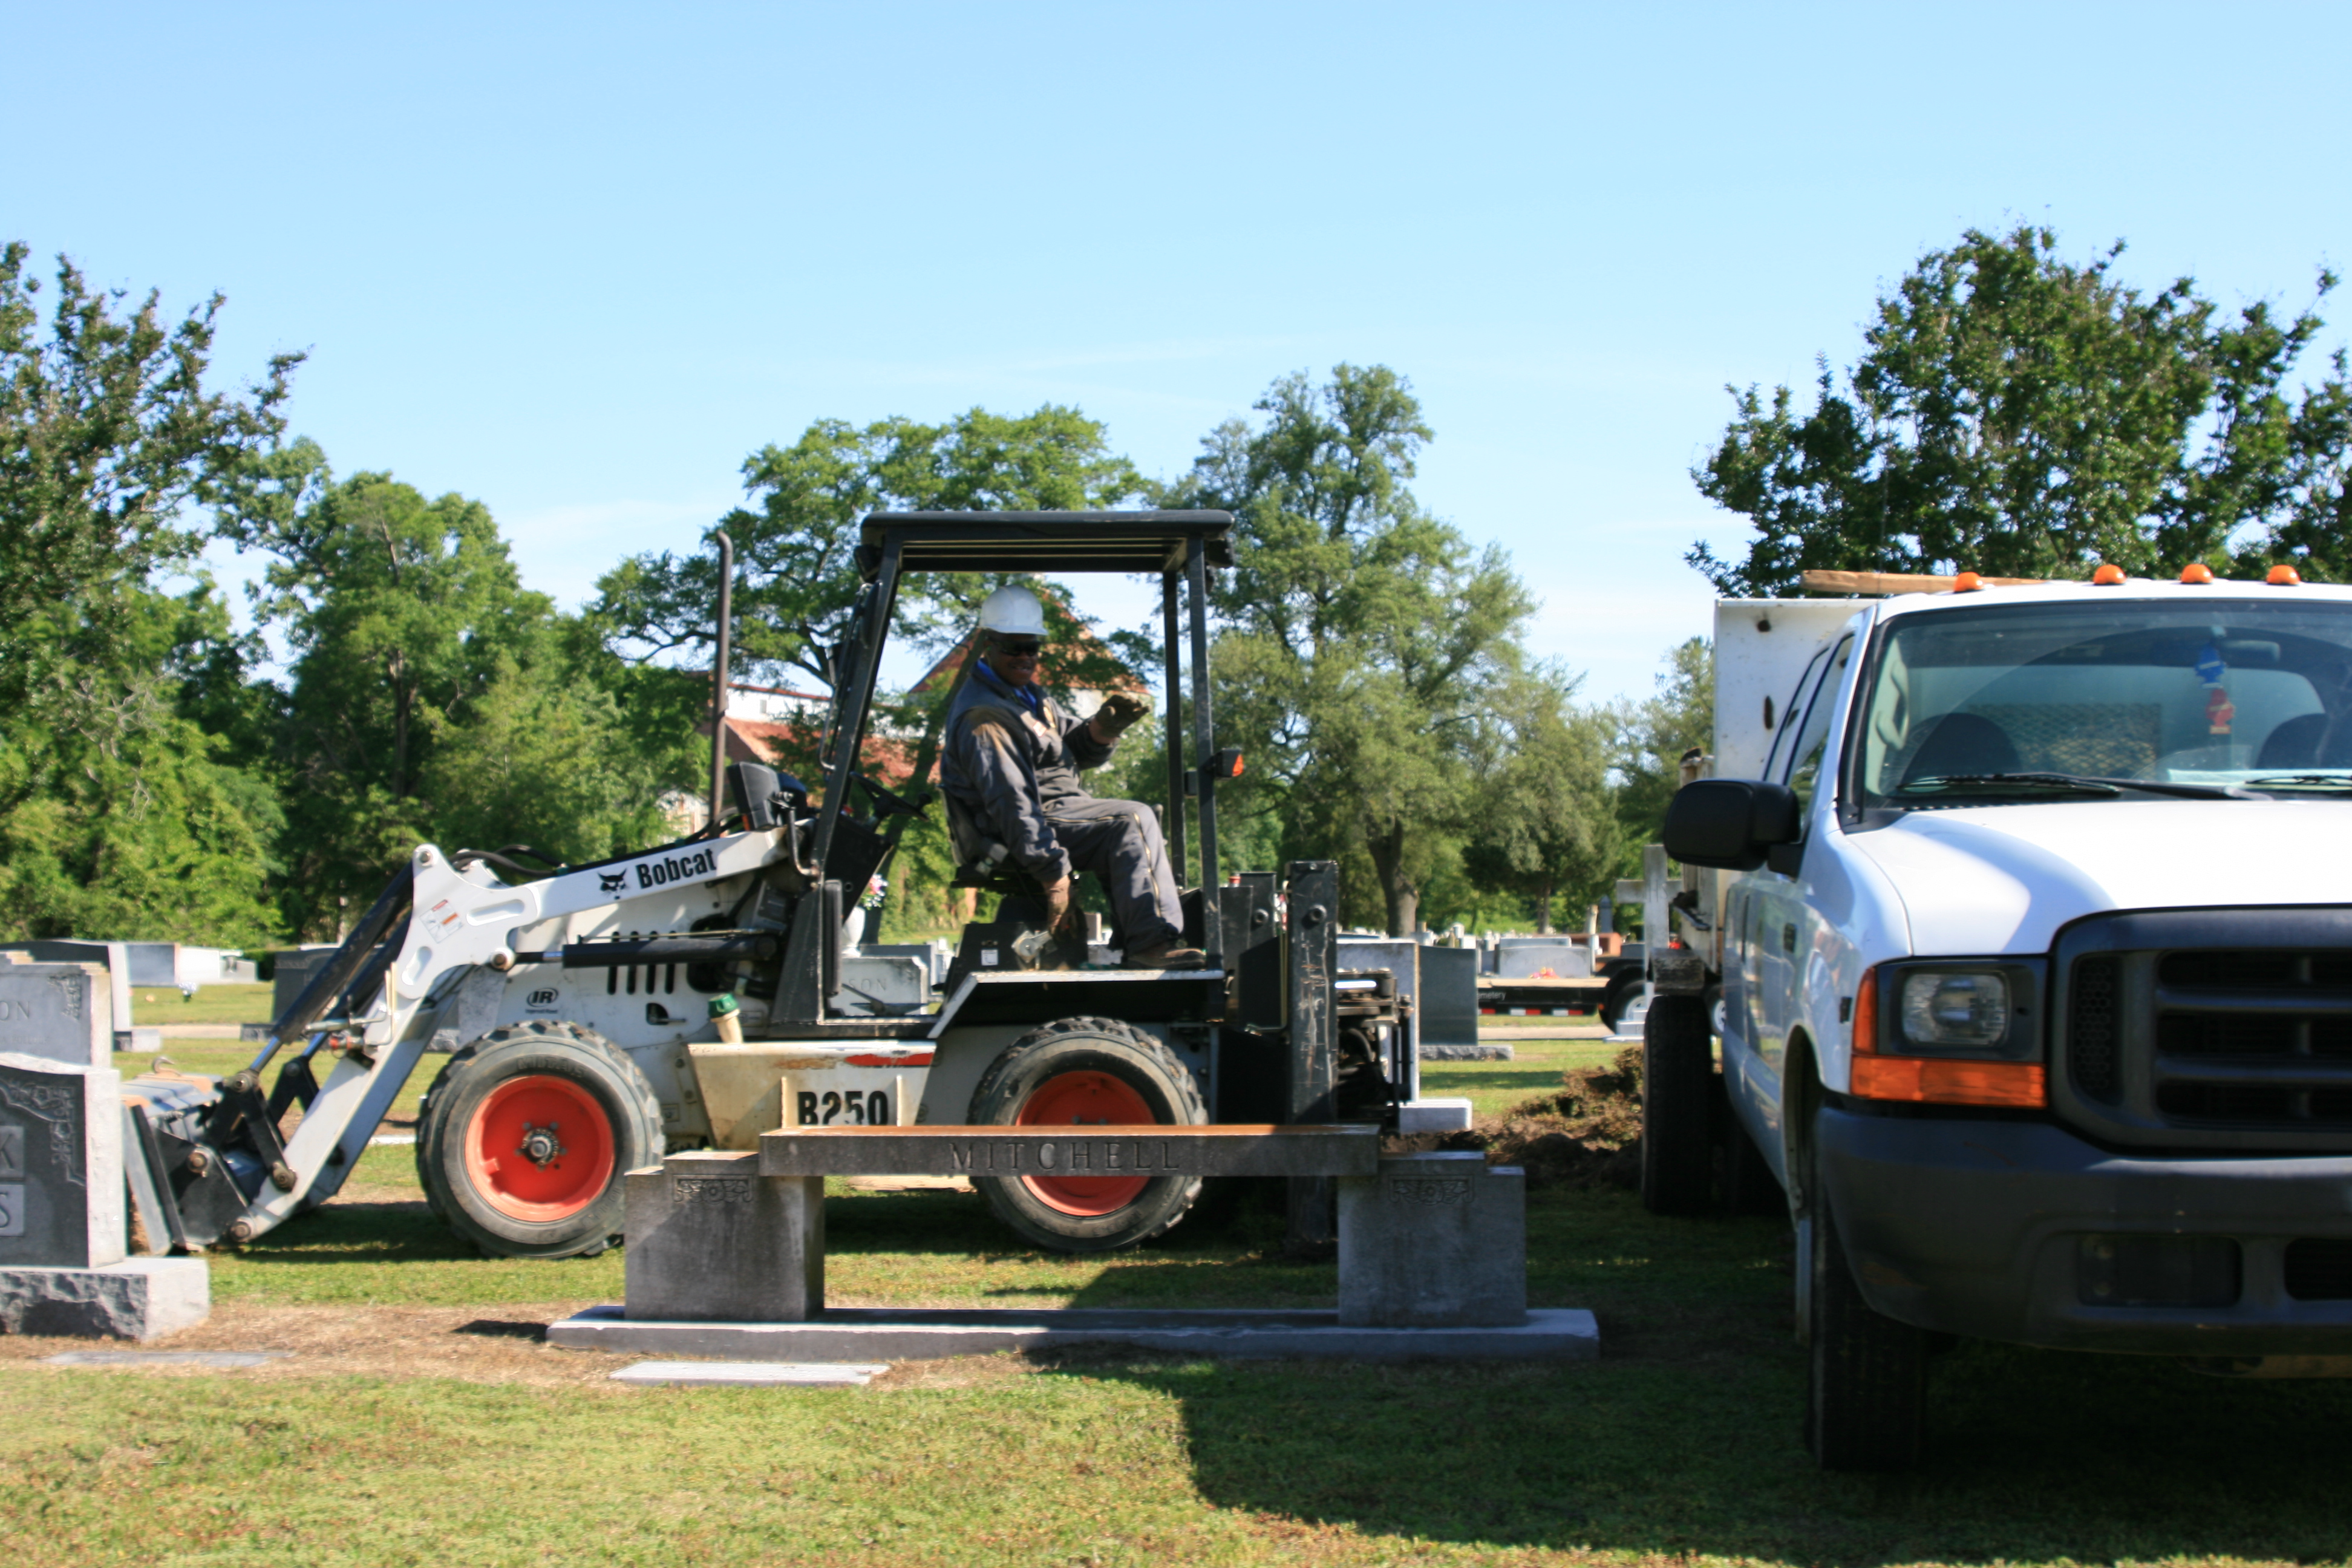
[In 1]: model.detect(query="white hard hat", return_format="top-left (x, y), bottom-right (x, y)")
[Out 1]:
top-left (978, 584), bottom-right (1047, 639)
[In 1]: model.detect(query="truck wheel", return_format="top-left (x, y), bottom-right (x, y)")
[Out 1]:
top-left (415, 1021), bottom-right (664, 1259)
top-left (1599, 973), bottom-right (1643, 1034)
top-left (1722, 1111), bottom-right (1782, 1217)
top-left (1639, 992), bottom-right (1714, 1215)
top-left (1805, 1178), bottom-right (1927, 1470)
top-left (968, 1016), bottom-right (1207, 1253)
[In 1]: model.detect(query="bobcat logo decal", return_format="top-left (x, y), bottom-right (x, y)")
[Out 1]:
top-left (597, 870), bottom-right (629, 893)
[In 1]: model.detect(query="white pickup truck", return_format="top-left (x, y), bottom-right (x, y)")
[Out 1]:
top-left (1647, 567), bottom-right (2352, 1471)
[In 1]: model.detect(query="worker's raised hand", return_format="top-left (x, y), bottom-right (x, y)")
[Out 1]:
top-left (1094, 691), bottom-right (1151, 736)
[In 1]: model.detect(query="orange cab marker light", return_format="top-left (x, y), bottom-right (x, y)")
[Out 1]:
top-left (1952, 571), bottom-right (1984, 593)
top-left (2269, 564), bottom-right (2304, 586)
top-left (2091, 564), bottom-right (2126, 586)
top-left (2180, 563), bottom-right (2216, 584)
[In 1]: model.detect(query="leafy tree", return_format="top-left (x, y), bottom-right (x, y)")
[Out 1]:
top-left (0, 578), bottom-right (286, 944)
top-left (0, 243), bottom-right (299, 942)
top-left (1608, 636), bottom-right (1713, 848)
top-left (232, 468), bottom-right (681, 934)
top-left (1166, 366), bottom-right (1536, 935)
top-left (594, 405), bottom-right (1143, 697)
top-left (0, 243), bottom-right (300, 705)
top-left (1691, 226), bottom-right (2351, 593)
top-left (1462, 671), bottom-right (1622, 932)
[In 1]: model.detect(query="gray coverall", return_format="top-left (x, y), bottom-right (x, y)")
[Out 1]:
top-left (940, 662), bottom-right (1183, 953)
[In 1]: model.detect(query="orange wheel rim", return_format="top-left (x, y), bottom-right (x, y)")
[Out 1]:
top-left (1016, 1070), bottom-right (1154, 1216)
top-left (462, 1074), bottom-right (616, 1222)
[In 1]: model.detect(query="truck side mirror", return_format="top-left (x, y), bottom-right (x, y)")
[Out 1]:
top-left (1664, 779), bottom-right (1802, 871)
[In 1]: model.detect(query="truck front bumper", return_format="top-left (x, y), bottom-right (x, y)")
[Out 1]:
top-left (1817, 1107), bottom-right (2352, 1353)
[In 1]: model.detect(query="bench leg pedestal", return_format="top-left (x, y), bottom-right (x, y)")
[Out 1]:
top-left (624, 1155), bottom-right (822, 1322)
top-left (1338, 1151), bottom-right (1526, 1328)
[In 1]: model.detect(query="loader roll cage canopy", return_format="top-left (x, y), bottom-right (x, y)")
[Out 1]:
top-left (813, 511), bottom-right (1236, 950)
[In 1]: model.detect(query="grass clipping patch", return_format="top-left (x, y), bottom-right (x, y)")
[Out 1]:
top-left (1391, 1045), bottom-right (1643, 1190)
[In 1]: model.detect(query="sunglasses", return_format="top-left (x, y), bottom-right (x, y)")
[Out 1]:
top-left (994, 638), bottom-right (1045, 658)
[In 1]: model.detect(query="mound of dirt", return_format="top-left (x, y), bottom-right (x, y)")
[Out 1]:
top-left (1389, 1045), bottom-right (1644, 1191)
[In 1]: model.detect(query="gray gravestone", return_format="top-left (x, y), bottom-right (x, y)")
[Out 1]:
top-left (625, 1152), bottom-right (823, 1322)
top-left (0, 944), bottom-right (131, 1049)
top-left (0, 964), bottom-right (113, 1069)
top-left (1338, 1151), bottom-right (1526, 1328)
top-left (1417, 946), bottom-right (1481, 1052)
top-left (270, 946), bottom-right (342, 1022)
top-left (0, 1051), bottom-right (126, 1269)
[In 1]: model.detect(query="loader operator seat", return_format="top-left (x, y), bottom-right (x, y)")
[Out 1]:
top-left (941, 787), bottom-right (1070, 909)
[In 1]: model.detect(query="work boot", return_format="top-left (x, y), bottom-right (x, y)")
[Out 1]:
top-left (1122, 941), bottom-right (1207, 970)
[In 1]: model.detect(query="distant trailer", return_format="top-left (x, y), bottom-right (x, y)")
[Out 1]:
top-left (1476, 975), bottom-right (1606, 1016)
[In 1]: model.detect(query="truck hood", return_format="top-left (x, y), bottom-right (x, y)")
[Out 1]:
top-left (1844, 798), bottom-right (2352, 955)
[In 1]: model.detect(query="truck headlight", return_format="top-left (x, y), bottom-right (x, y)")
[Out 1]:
top-left (1852, 960), bottom-right (2047, 1108)
top-left (1900, 972), bottom-right (2008, 1048)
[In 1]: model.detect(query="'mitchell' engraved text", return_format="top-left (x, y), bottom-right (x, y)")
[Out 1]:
top-left (674, 1177), bottom-right (753, 1204)
top-left (938, 1137), bottom-right (1180, 1176)
top-left (1387, 1178), bottom-right (1472, 1206)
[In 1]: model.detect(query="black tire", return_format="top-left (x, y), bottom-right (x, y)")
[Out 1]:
top-left (415, 1021), bottom-right (664, 1259)
top-left (1721, 1108), bottom-right (1782, 1217)
top-left (1805, 1165), bottom-right (1927, 1470)
top-left (967, 1016), bottom-right (1207, 1253)
top-left (1599, 973), bottom-right (1641, 1034)
top-left (1639, 992), bottom-right (1714, 1215)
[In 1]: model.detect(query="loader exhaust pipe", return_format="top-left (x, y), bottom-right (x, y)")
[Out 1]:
top-left (708, 529), bottom-right (734, 829)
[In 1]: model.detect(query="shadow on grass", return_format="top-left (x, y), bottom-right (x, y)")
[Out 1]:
top-left (1051, 1184), bottom-right (2352, 1563)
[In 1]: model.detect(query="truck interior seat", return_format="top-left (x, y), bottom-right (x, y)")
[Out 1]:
top-left (2255, 711), bottom-right (2352, 769)
top-left (1902, 711), bottom-right (2020, 784)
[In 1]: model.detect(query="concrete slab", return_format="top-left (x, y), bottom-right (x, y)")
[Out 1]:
top-left (612, 1360), bottom-right (888, 1387)
top-left (550, 1304), bottom-right (1599, 1362)
top-left (45, 1350), bottom-right (284, 1368)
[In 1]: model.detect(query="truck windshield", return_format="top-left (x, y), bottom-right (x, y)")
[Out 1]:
top-left (1854, 596), bottom-right (2352, 808)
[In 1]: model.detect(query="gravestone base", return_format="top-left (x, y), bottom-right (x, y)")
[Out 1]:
top-left (1338, 1151), bottom-right (1526, 1328)
top-left (0, 1258), bottom-right (209, 1340)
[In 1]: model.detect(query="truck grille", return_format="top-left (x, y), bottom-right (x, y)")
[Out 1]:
top-left (2054, 910), bottom-right (2352, 1150)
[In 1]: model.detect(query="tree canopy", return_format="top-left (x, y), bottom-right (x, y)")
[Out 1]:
top-left (1691, 226), bottom-right (2352, 594)
top-left (1166, 365), bottom-right (1538, 934)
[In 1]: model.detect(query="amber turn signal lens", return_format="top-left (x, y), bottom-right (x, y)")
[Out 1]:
top-left (2180, 563), bottom-right (2216, 584)
top-left (2269, 564), bottom-right (2304, 586)
top-left (2091, 564), bottom-right (2126, 585)
top-left (1953, 571), bottom-right (1983, 592)
top-left (1851, 1056), bottom-right (2049, 1108)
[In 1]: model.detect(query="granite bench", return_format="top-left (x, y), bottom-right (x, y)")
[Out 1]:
top-left (620, 1124), bottom-right (1527, 1331)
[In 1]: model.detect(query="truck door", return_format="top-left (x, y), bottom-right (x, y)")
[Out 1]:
top-left (1745, 636), bottom-right (1853, 1105)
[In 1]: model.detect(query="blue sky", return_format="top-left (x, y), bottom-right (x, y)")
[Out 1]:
top-left (7, 1), bottom-right (2346, 704)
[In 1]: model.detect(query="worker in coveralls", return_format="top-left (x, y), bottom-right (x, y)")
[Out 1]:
top-left (941, 584), bottom-right (1206, 970)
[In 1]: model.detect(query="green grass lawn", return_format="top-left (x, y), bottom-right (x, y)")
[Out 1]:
top-left (124, 981), bottom-right (275, 1027)
top-left (18, 1024), bottom-right (2350, 1565)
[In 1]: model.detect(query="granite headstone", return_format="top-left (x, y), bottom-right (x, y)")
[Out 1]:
top-left (0, 963), bottom-right (114, 1069)
top-left (0, 1051), bottom-right (126, 1270)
